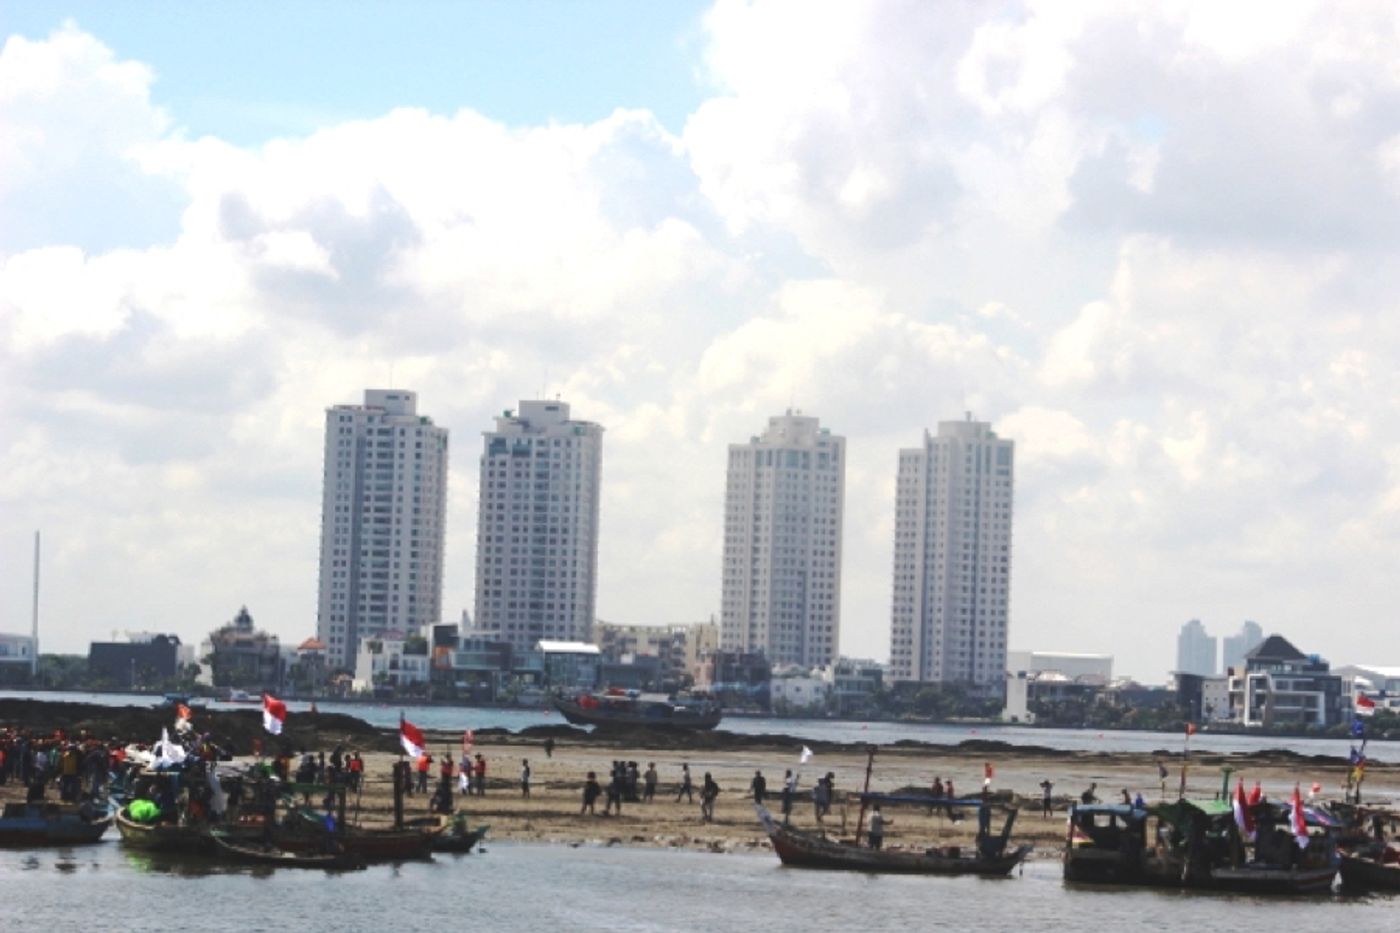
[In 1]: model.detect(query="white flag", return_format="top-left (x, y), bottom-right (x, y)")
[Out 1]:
top-left (799, 746), bottom-right (813, 764)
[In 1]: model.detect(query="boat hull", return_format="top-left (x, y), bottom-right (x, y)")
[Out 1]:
top-left (1339, 853), bottom-right (1400, 891)
top-left (0, 805), bottom-right (111, 846)
top-left (759, 807), bottom-right (1029, 876)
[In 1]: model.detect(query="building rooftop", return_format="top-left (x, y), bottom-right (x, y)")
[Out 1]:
top-left (1245, 634), bottom-right (1307, 662)
top-left (536, 640), bottom-right (601, 655)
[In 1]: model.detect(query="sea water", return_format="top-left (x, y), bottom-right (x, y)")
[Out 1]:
top-left (0, 841), bottom-right (1393, 932)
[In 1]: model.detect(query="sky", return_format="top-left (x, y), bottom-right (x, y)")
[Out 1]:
top-left (3, 1), bottom-right (1400, 682)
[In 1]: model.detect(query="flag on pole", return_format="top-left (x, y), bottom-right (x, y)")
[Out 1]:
top-left (1232, 779), bottom-right (1256, 841)
top-left (400, 716), bottom-right (426, 759)
top-left (1351, 717), bottom-right (1366, 738)
top-left (174, 702), bottom-right (194, 734)
top-left (1248, 781), bottom-right (1262, 806)
top-left (1185, 722), bottom-right (1197, 737)
top-left (262, 693), bottom-right (287, 735)
top-left (799, 746), bottom-right (813, 765)
top-left (1290, 785), bottom-right (1310, 849)
top-left (1355, 694), bottom-right (1377, 717)
top-left (984, 762), bottom-right (995, 780)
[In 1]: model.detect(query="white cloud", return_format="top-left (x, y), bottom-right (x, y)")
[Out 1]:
top-left (6, 7), bottom-right (1400, 680)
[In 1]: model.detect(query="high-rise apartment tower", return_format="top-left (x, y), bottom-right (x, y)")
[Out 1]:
top-left (473, 400), bottom-right (603, 652)
top-left (1177, 618), bottom-right (1219, 676)
top-left (316, 389), bottom-right (449, 670)
top-left (720, 411), bottom-right (845, 668)
top-left (888, 416), bottom-right (1014, 686)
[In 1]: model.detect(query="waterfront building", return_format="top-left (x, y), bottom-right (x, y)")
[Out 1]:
top-left (1176, 619), bottom-right (1218, 677)
top-left (0, 633), bottom-right (37, 683)
top-left (1333, 663), bottom-right (1400, 713)
top-left (1226, 634), bottom-right (1343, 727)
top-left (720, 410), bottom-right (845, 668)
top-left (352, 629), bottom-right (430, 693)
top-left (1221, 620), bottom-right (1264, 673)
top-left (472, 400), bottom-right (604, 653)
top-left (316, 389), bottom-right (449, 671)
top-left (593, 619), bottom-right (717, 687)
top-left (1003, 650), bottom-right (1111, 722)
top-left (206, 607), bottom-right (283, 691)
top-left (888, 416), bottom-right (1014, 688)
top-left (88, 634), bottom-right (182, 687)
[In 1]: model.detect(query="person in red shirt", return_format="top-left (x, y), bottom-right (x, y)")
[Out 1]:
top-left (415, 753), bottom-right (432, 794)
top-left (474, 754), bottom-right (486, 797)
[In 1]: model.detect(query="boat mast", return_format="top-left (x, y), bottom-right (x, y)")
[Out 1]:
top-left (31, 530), bottom-right (40, 677)
top-left (853, 745), bottom-right (876, 845)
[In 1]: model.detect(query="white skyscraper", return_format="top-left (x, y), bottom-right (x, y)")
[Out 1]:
top-left (316, 389), bottom-right (449, 671)
top-left (1176, 619), bottom-right (1219, 676)
top-left (888, 416), bottom-right (1014, 687)
top-left (721, 410), bottom-right (844, 668)
top-left (473, 400), bottom-right (603, 653)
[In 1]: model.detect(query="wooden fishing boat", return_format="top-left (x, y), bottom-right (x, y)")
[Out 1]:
top-left (551, 689), bottom-right (722, 731)
top-left (1331, 805), bottom-right (1400, 891)
top-left (757, 805), bottom-right (1030, 875)
top-left (0, 802), bottom-right (112, 846)
top-left (114, 804), bottom-right (216, 854)
top-left (209, 829), bottom-right (363, 870)
top-left (280, 806), bottom-right (433, 861)
top-left (1063, 803), bottom-right (1156, 885)
top-left (429, 823), bottom-right (489, 854)
top-left (1340, 849), bottom-right (1400, 891)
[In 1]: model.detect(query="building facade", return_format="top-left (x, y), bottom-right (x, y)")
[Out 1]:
top-left (1176, 619), bottom-right (1218, 676)
top-left (888, 416), bottom-right (1014, 687)
top-left (473, 400), bottom-right (604, 653)
top-left (316, 389), bottom-right (449, 671)
top-left (1226, 634), bottom-right (1343, 727)
top-left (720, 411), bottom-right (845, 668)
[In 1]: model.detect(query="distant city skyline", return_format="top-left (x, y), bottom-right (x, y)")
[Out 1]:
top-left (4, 4), bottom-right (1400, 681)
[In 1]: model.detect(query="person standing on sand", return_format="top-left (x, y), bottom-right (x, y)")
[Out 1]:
top-left (1156, 760), bottom-right (1168, 799)
top-left (474, 753), bottom-right (487, 796)
top-left (643, 763), bottom-right (658, 802)
top-left (1039, 779), bottom-right (1054, 817)
top-left (459, 749), bottom-right (473, 794)
top-left (945, 779), bottom-right (961, 822)
top-left (813, 774), bottom-right (832, 825)
top-left (581, 771), bottom-right (601, 815)
top-left (750, 770), bottom-right (767, 805)
top-left (781, 769), bottom-right (797, 826)
top-left (676, 763), bottom-right (693, 803)
top-left (415, 754), bottom-right (431, 794)
top-left (544, 737), bottom-right (554, 759)
top-left (1081, 782), bottom-right (1098, 805)
top-left (521, 758), bottom-right (531, 798)
top-left (700, 772), bottom-right (720, 822)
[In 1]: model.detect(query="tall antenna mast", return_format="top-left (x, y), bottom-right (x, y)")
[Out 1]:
top-left (31, 531), bottom-right (40, 676)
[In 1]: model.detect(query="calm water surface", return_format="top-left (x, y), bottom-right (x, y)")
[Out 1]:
top-left (5, 690), bottom-right (1394, 763)
top-left (0, 842), bottom-right (1393, 932)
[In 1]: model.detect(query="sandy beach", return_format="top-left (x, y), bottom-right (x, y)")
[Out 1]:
top-left (325, 730), bottom-right (1399, 857)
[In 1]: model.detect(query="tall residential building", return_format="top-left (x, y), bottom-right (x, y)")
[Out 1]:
top-left (1221, 620), bottom-right (1264, 673)
top-left (888, 416), bottom-right (1014, 687)
top-left (720, 410), bottom-right (844, 668)
top-left (316, 390), bottom-right (449, 670)
top-left (1176, 618), bottom-right (1218, 676)
top-left (473, 400), bottom-right (603, 653)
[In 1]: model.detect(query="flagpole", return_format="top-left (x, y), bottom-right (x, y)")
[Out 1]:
top-left (1178, 726), bottom-right (1190, 800)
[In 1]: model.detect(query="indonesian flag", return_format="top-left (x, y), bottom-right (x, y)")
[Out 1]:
top-left (984, 762), bottom-right (995, 780)
top-left (1290, 785), bottom-right (1310, 849)
top-left (1356, 694), bottom-right (1377, 717)
top-left (400, 716), bottom-right (426, 759)
top-left (1232, 779), bottom-right (1257, 841)
top-left (174, 702), bottom-right (194, 734)
top-left (262, 693), bottom-right (287, 735)
top-left (1185, 722), bottom-right (1197, 737)
top-left (462, 729), bottom-right (474, 754)
top-left (1248, 781), bottom-right (1262, 806)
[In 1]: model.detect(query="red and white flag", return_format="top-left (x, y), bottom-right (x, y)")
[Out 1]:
top-left (400, 716), bottom-right (426, 759)
top-left (1356, 694), bottom-right (1377, 717)
top-left (262, 694), bottom-right (287, 735)
top-left (1185, 722), bottom-right (1197, 737)
top-left (984, 762), bottom-right (995, 780)
top-left (1232, 779), bottom-right (1256, 841)
top-left (1290, 785), bottom-right (1310, 849)
top-left (462, 729), bottom-right (474, 754)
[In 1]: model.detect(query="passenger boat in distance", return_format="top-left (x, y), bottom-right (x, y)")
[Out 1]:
top-left (757, 803), bottom-right (1030, 876)
top-left (0, 801), bottom-right (112, 846)
top-left (551, 688), bottom-right (722, 731)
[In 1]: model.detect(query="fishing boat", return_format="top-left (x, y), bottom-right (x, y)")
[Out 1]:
top-left (757, 803), bottom-right (1030, 875)
top-left (281, 807), bottom-right (433, 862)
top-left (114, 804), bottom-right (216, 854)
top-left (1063, 803), bottom-right (1157, 885)
top-left (429, 822), bottom-right (489, 854)
top-left (1335, 808), bottom-right (1400, 891)
top-left (551, 688), bottom-right (722, 730)
top-left (209, 829), bottom-right (363, 870)
top-left (0, 801), bottom-right (112, 846)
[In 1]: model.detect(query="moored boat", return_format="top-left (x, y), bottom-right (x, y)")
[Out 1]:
top-left (551, 689), bottom-right (722, 730)
top-left (0, 801), bottom-right (112, 847)
top-left (114, 804), bottom-right (216, 854)
top-left (209, 829), bottom-right (363, 870)
top-left (1335, 808), bottom-right (1400, 891)
top-left (757, 804), bottom-right (1030, 875)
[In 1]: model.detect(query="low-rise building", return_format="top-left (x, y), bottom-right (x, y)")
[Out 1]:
top-left (353, 631), bottom-right (431, 693)
top-left (88, 634), bottom-right (182, 687)
top-left (1227, 634), bottom-right (1343, 727)
top-left (538, 640), bottom-right (601, 690)
top-left (206, 607), bottom-right (283, 691)
top-left (1003, 650), bottom-right (1112, 722)
top-left (0, 633), bottom-right (38, 676)
top-left (769, 668), bottom-right (829, 712)
top-left (1333, 664), bottom-right (1400, 712)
